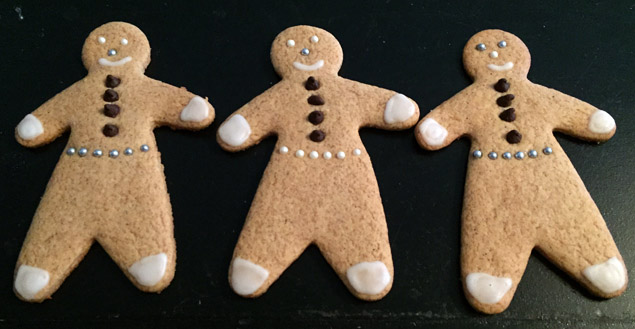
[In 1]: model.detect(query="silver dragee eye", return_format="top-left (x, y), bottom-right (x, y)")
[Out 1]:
top-left (98, 36), bottom-right (106, 44)
top-left (121, 38), bottom-right (128, 45)
top-left (287, 39), bottom-right (295, 47)
top-left (476, 43), bottom-right (486, 51)
top-left (498, 40), bottom-right (507, 48)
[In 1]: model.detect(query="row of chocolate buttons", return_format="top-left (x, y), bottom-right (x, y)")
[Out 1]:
top-left (65, 144), bottom-right (150, 158)
top-left (103, 75), bottom-right (121, 137)
top-left (305, 76), bottom-right (326, 143)
top-left (494, 78), bottom-right (522, 144)
top-left (472, 147), bottom-right (553, 160)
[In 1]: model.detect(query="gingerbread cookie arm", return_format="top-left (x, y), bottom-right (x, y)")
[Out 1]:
top-left (146, 78), bottom-right (215, 130)
top-left (217, 88), bottom-right (279, 152)
top-left (539, 85), bottom-right (616, 142)
top-left (15, 84), bottom-right (79, 148)
top-left (352, 80), bottom-right (420, 130)
top-left (415, 88), bottom-right (474, 150)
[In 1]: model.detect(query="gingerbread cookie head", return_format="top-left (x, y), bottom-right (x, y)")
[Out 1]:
top-left (81, 21), bottom-right (151, 73)
top-left (462, 29), bottom-right (531, 80)
top-left (270, 25), bottom-right (343, 79)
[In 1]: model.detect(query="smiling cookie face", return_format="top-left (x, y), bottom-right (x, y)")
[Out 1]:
top-left (271, 25), bottom-right (343, 79)
top-left (463, 29), bottom-right (531, 80)
top-left (82, 22), bottom-right (151, 73)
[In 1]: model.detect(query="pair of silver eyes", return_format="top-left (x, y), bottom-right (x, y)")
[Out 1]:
top-left (476, 40), bottom-right (506, 51)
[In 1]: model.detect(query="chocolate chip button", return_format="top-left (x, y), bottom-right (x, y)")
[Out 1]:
top-left (494, 78), bottom-right (510, 93)
top-left (308, 95), bottom-right (325, 105)
top-left (104, 104), bottom-right (120, 118)
top-left (308, 110), bottom-right (324, 125)
top-left (506, 130), bottom-right (522, 144)
top-left (305, 76), bottom-right (320, 90)
top-left (103, 89), bottom-right (119, 102)
top-left (496, 94), bottom-right (514, 107)
top-left (103, 124), bottom-right (119, 137)
top-left (499, 108), bottom-right (516, 122)
top-left (105, 75), bottom-right (121, 88)
top-left (309, 130), bottom-right (325, 142)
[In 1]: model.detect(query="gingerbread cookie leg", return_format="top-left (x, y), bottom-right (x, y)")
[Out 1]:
top-left (15, 179), bottom-right (93, 302)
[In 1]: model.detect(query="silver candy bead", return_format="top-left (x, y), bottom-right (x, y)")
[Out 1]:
top-left (473, 150), bottom-right (483, 158)
top-left (515, 151), bottom-right (525, 160)
top-left (93, 149), bottom-right (103, 157)
top-left (124, 147), bottom-right (133, 155)
top-left (543, 147), bottom-right (553, 155)
top-left (109, 150), bottom-right (119, 158)
top-left (476, 43), bottom-right (486, 51)
top-left (108, 49), bottom-right (117, 56)
top-left (502, 152), bottom-right (512, 159)
top-left (66, 147), bottom-right (76, 156)
top-left (140, 144), bottom-right (150, 152)
top-left (528, 150), bottom-right (538, 158)
top-left (488, 152), bottom-right (498, 160)
top-left (78, 148), bottom-right (88, 157)
top-left (498, 40), bottom-right (507, 48)
top-left (300, 48), bottom-right (310, 56)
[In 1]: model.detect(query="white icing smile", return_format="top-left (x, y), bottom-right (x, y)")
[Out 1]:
top-left (487, 62), bottom-right (514, 71)
top-left (98, 56), bottom-right (133, 67)
top-left (292, 60), bottom-right (324, 71)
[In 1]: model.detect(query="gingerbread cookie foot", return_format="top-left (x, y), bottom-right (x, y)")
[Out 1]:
top-left (346, 261), bottom-right (391, 296)
top-left (16, 114), bottom-right (44, 140)
top-left (230, 257), bottom-right (269, 296)
top-left (583, 257), bottom-right (626, 295)
top-left (14, 265), bottom-right (50, 301)
top-left (128, 253), bottom-right (168, 287)
top-left (418, 118), bottom-right (448, 147)
top-left (465, 272), bottom-right (512, 304)
top-left (384, 94), bottom-right (416, 124)
top-left (180, 96), bottom-right (210, 122)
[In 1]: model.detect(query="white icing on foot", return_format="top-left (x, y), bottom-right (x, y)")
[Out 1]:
top-left (231, 257), bottom-right (269, 296)
top-left (180, 96), bottom-right (209, 122)
top-left (384, 93), bottom-right (416, 124)
top-left (218, 114), bottom-right (251, 147)
top-left (583, 257), bottom-right (626, 294)
top-left (98, 56), bottom-right (132, 67)
top-left (588, 110), bottom-right (615, 134)
top-left (17, 114), bottom-right (44, 140)
top-left (465, 272), bottom-right (512, 304)
top-left (14, 265), bottom-right (50, 300)
top-left (487, 62), bottom-right (514, 71)
top-left (346, 261), bottom-right (391, 295)
top-left (128, 253), bottom-right (168, 287)
top-left (292, 60), bottom-right (324, 71)
top-left (418, 118), bottom-right (448, 146)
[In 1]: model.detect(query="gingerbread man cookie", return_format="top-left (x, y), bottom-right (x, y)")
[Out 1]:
top-left (416, 29), bottom-right (625, 313)
top-left (14, 22), bottom-right (214, 302)
top-left (217, 25), bottom-right (419, 300)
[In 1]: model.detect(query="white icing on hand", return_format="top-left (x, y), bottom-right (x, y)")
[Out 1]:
top-left (292, 60), bottom-right (324, 71)
top-left (384, 93), bottom-right (416, 124)
top-left (487, 62), bottom-right (514, 71)
top-left (588, 110), bottom-right (615, 134)
top-left (231, 257), bottom-right (269, 296)
top-left (465, 272), bottom-right (512, 304)
top-left (583, 257), bottom-right (626, 294)
top-left (98, 56), bottom-right (132, 67)
top-left (180, 96), bottom-right (209, 122)
top-left (218, 114), bottom-right (251, 147)
top-left (14, 265), bottom-right (50, 300)
top-left (346, 261), bottom-right (391, 295)
top-left (128, 253), bottom-right (168, 286)
top-left (418, 118), bottom-right (448, 146)
top-left (17, 114), bottom-right (44, 140)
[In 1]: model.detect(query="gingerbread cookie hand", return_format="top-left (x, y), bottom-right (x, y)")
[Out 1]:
top-left (416, 29), bottom-right (626, 314)
top-left (13, 22), bottom-right (214, 302)
top-left (220, 25), bottom-right (420, 301)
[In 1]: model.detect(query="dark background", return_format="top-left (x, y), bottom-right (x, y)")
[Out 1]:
top-left (1, 0), bottom-right (634, 328)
